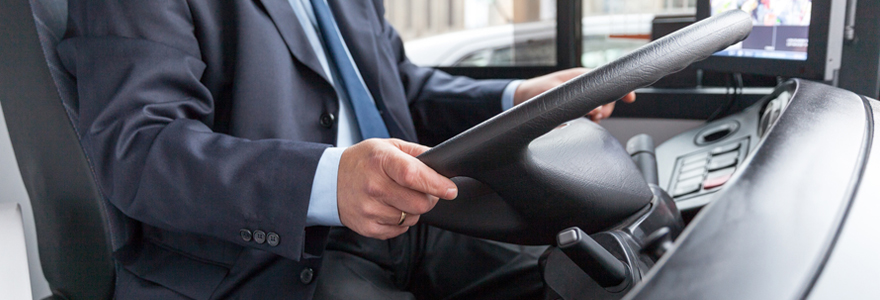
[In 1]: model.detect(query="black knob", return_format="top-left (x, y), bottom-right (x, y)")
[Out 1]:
top-left (641, 227), bottom-right (674, 261)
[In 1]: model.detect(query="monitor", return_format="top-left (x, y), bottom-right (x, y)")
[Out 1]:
top-left (695, 0), bottom-right (846, 81)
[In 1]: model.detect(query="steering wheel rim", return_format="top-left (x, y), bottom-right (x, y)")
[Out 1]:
top-left (419, 10), bottom-right (753, 175)
top-left (416, 10), bottom-right (754, 244)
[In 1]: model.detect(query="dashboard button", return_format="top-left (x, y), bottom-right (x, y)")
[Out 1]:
top-left (678, 168), bottom-right (705, 182)
top-left (708, 156), bottom-right (738, 171)
top-left (703, 173), bottom-right (734, 189)
top-left (681, 153), bottom-right (708, 165)
top-left (673, 183), bottom-right (701, 197)
top-left (710, 142), bottom-right (741, 155)
top-left (680, 161), bottom-right (707, 173)
top-left (706, 166), bottom-right (736, 179)
top-left (704, 166), bottom-right (736, 189)
top-left (677, 176), bottom-right (704, 188)
top-left (710, 151), bottom-right (739, 162)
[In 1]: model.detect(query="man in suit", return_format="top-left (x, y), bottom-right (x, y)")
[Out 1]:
top-left (58, 0), bottom-right (633, 298)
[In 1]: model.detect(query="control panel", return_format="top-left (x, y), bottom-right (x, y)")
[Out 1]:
top-left (668, 137), bottom-right (749, 199)
top-left (655, 86), bottom-right (792, 211)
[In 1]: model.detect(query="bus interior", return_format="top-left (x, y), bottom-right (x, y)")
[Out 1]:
top-left (2, 0), bottom-right (879, 299)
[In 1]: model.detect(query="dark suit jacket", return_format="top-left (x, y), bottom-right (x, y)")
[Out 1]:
top-left (57, 0), bottom-right (510, 298)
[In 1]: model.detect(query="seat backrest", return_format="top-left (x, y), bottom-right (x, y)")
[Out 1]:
top-left (0, 0), bottom-right (114, 299)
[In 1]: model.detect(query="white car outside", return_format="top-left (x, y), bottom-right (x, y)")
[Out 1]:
top-left (404, 14), bottom-right (654, 68)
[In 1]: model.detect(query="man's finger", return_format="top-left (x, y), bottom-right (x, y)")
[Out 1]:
top-left (358, 197), bottom-right (408, 225)
top-left (384, 155), bottom-right (458, 200)
top-left (368, 224), bottom-right (410, 240)
top-left (387, 138), bottom-right (432, 157)
top-left (588, 105), bottom-right (605, 121)
top-left (379, 184), bottom-right (440, 215)
top-left (379, 210), bottom-right (422, 227)
top-left (622, 92), bottom-right (637, 103)
top-left (555, 67), bottom-right (589, 82)
top-left (600, 101), bottom-right (616, 118)
top-left (376, 209), bottom-right (421, 227)
top-left (399, 213), bottom-right (420, 227)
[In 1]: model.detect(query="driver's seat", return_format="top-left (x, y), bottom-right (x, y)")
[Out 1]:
top-left (0, 0), bottom-right (115, 299)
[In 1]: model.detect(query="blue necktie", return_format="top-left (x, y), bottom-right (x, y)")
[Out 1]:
top-left (310, 0), bottom-right (390, 139)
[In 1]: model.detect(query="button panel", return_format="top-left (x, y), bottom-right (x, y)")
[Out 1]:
top-left (669, 138), bottom-right (749, 200)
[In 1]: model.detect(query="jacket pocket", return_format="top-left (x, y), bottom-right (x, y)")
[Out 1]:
top-left (116, 227), bottom-right (243, 300)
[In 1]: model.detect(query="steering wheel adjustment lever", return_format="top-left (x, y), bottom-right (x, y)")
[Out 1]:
top-left (627, 134), bottom-right (659, 185)
top-left (557, 227), bottom-right (630, 289)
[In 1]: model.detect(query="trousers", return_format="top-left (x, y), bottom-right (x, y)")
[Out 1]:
top-left (314, 225), bottom-right (549, 300)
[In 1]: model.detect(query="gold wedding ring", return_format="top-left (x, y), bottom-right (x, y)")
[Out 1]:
top-left (397, 211), bottom-right (407, 226)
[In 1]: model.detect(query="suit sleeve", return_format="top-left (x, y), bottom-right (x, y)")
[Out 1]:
top-left (59, 0), bottom-right (324, 261)
top-left (369, 2), bottom-right (515, 146)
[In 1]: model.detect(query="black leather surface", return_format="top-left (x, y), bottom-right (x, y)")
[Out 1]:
top-left (1, 0), bottom-right (114, 299)
top-left (423, 119), bottom-right (654, 244)
top-left (625, 80), bottom-right (875, 300)
top-left (419, 10), bottom-right (753, 244)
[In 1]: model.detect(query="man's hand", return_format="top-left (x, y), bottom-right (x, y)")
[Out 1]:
top-left (337, 139), bottom-right (457, 240)
top-left (513, 68), bottom-right (637, 122)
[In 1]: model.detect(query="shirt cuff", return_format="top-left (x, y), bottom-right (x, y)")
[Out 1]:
top-left (501, 80), bottom-right (523, 111)
top-left (306, 147), bottom-right (346, 227)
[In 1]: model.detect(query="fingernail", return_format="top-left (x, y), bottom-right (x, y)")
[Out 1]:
top-left (445, 188), bottom-right (458, 200)
top-left (595, 113), bottom-right (603, 120)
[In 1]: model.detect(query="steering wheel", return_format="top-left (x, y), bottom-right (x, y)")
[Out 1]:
top-left (417, 10), bottom-right (754, 245)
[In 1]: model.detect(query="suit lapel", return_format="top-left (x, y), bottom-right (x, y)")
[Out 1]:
top-left (257, 0), bottom-right (330, 84)
top-left (258, 0), bottom-right (412, 140)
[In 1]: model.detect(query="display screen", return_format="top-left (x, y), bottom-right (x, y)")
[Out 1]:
top-left (710, 0), bottom-right (812, 61)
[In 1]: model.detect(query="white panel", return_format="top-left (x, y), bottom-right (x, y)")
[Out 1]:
top-left (0, 203), bottom-right (33, 300)
top-left (0, 103), bottom-right (52, 299)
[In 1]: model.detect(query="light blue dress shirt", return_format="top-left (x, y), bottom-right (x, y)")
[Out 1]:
top-left (293, 0), bottom-right (522, 226)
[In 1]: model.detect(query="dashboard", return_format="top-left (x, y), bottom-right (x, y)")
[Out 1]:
top-left (656, 85), bottom-right (794, 211)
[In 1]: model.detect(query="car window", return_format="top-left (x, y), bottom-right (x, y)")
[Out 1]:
top-left (389, 0), bottom-right (696, 68)
top-left (388, 0), bottom-right (558, 67)
top-left (454, 38), bottom-right (556, 67)
top-left (582, 37), bottom-right (648, 68)
top-left (457, 48), bottom-right (494, 67)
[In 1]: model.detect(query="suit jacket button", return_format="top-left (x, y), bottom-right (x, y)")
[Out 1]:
top-left (319, 113), bottom-right (335, 128)
top-left (239, 229), bottom-right (252, 242)
top-left (267, 232), bottom-right (280, 246)
top-left (253, 230), bottom-right (266, 244)
top-left (300, 268), bottom-right (315, 284)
